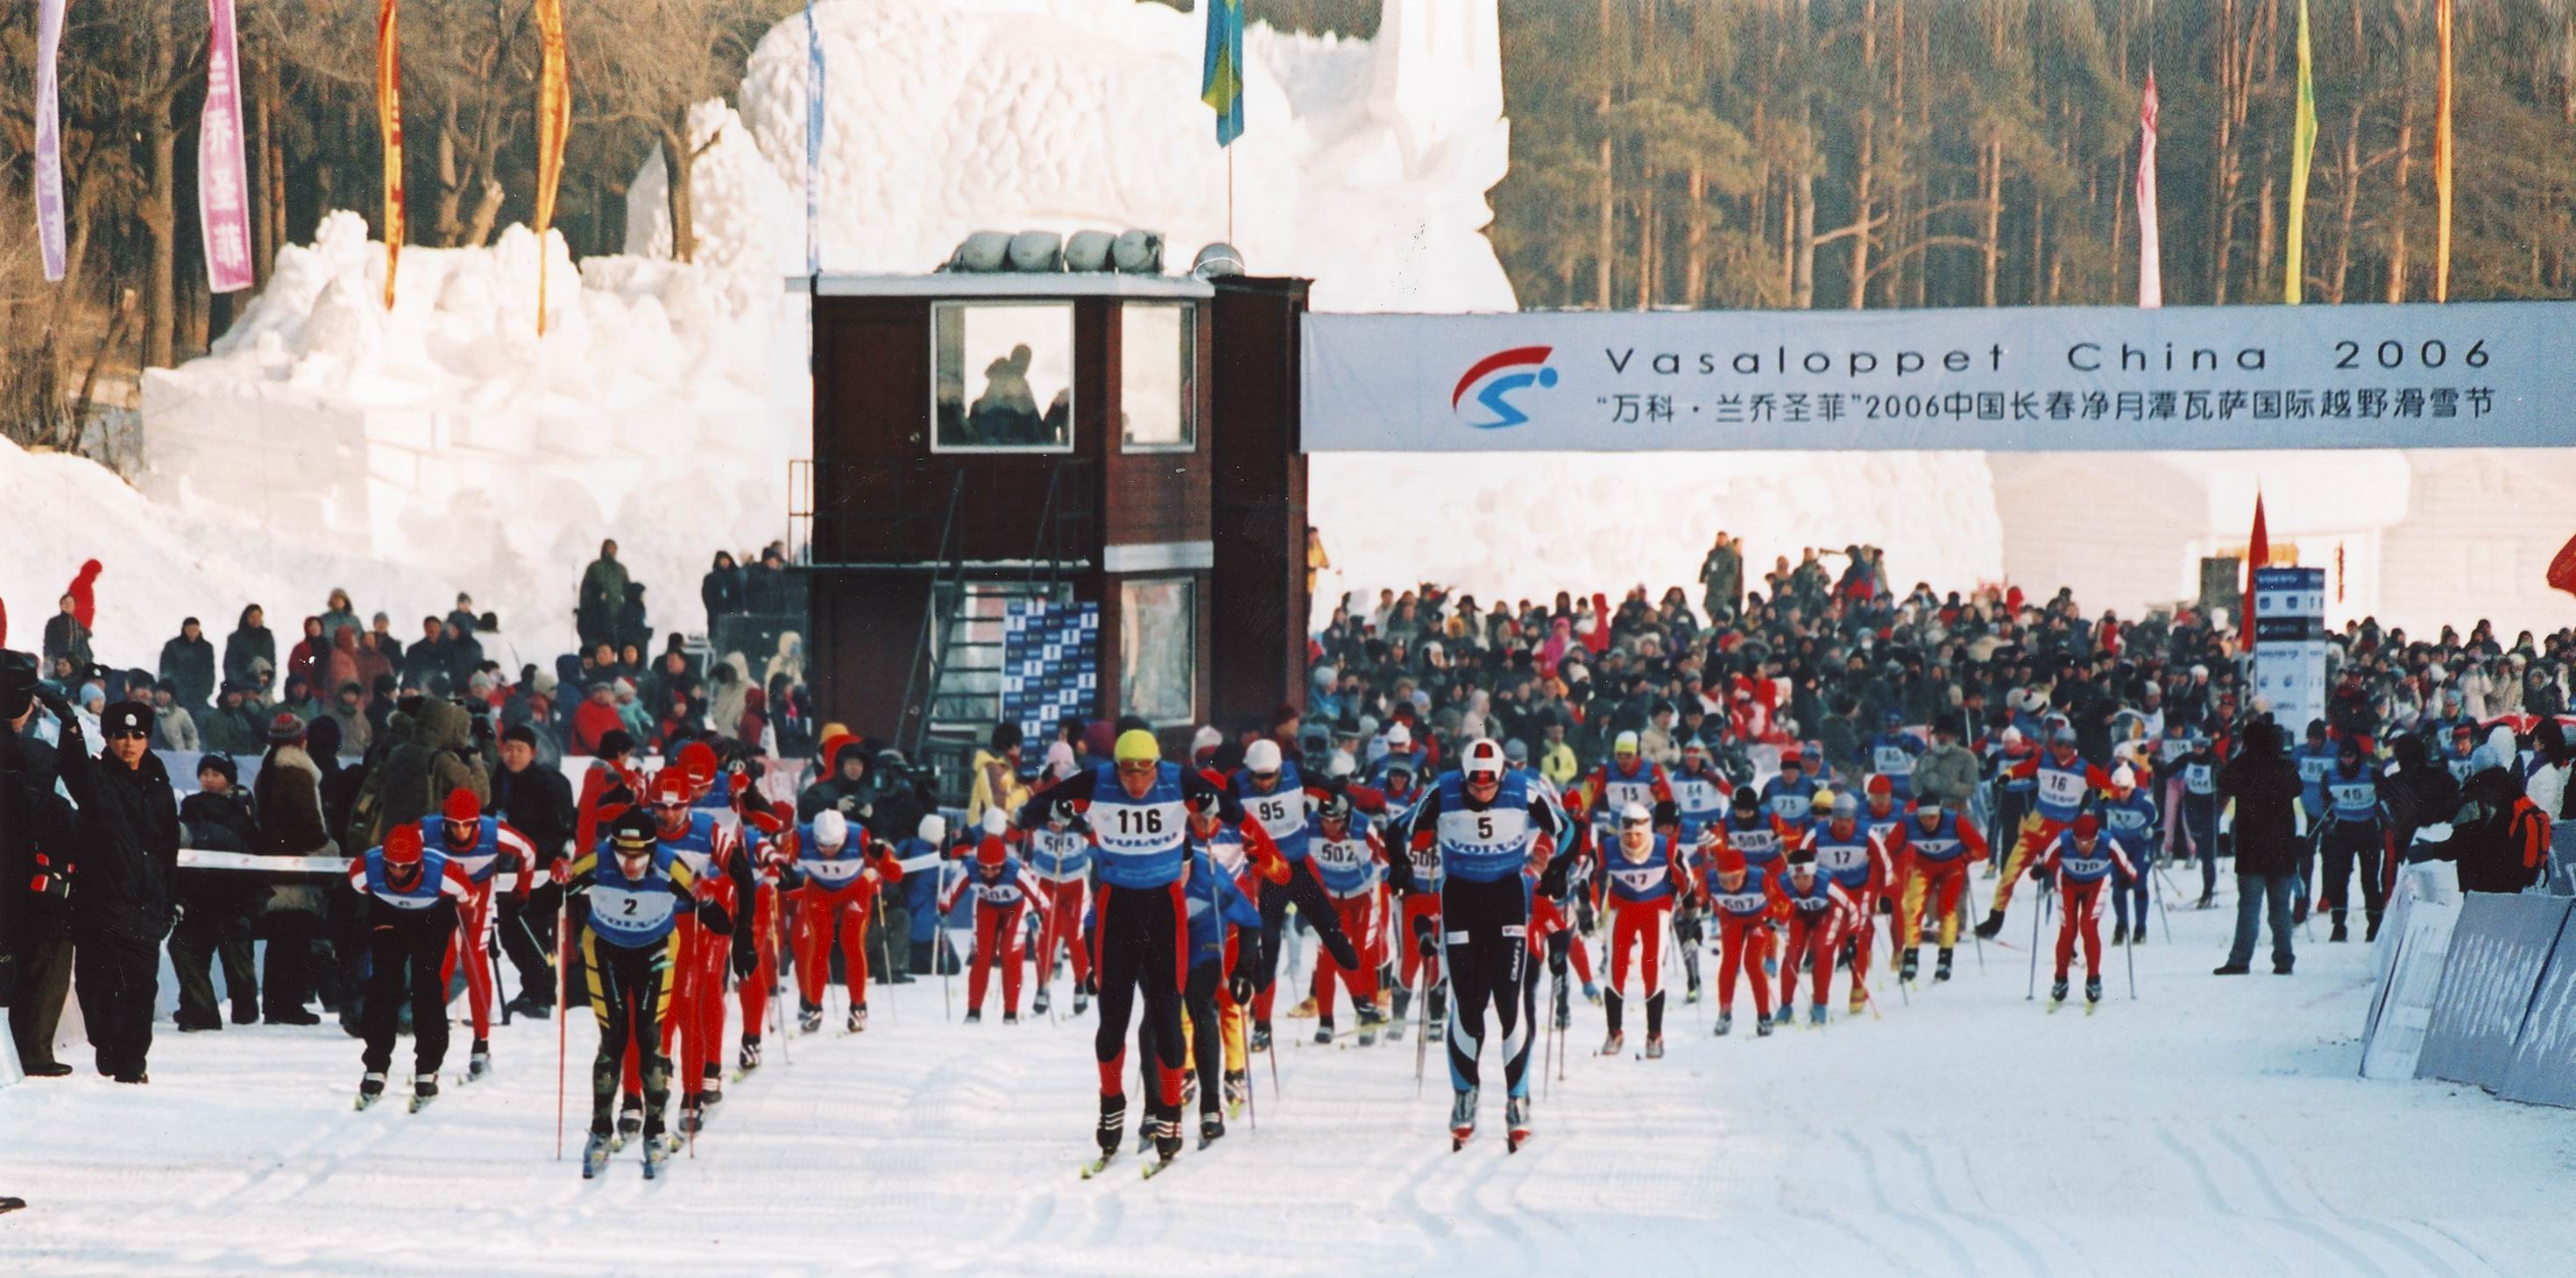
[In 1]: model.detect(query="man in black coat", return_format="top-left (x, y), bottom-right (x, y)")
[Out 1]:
top-left (51, 697), bottom-right (182, 1081)
top-left (2216, 719), bottom-right (2303, 977)
top-left (4, 652), bottom-right (82, 1078)
top-left (491, 724), bottom-right (575, 1016)
top-left (171, 754), bottom-right (262, 1029)
top-left (159, 618), bottom-right (219, 714)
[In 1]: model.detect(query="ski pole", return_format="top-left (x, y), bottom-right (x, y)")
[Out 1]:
top-left (2025, 874), bottom-right (2045, 1000)
top-left (2125, 907), bottom-right (2139, 1000)
top-left (771, 886), bottom-right (790, 1066)
top-left (1964, 875), bottom-right (1986, 973)
top-left (1413, 928), bottom-right (1435, 1097)
top-left (555, 886), bottom-right (570, 1161)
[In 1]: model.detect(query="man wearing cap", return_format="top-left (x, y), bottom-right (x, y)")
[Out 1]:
top-left (492, 723), bottom-right (576, 1019)
top-left (1366, 721), bottom-right (1428, 789)
top-left (1575, 731), bottom-right (1676, 844)
top-left (2033, 814), bottom-right (2134, 1011)
top-left (1759, 747), bottom-right (1820, 826)
top-left (787, 808), bottom-right (904, 1034)
top-left (1863, 710), bottom-right (1921, 801)
top-left (2099, 766), bottom-right (2161, 946)
top-left (169, 753), bottom-right (261, 1031)
top-left (1230, 736), bottom-right (1375, 1049)
top-left (1597, 802), bottom-right (1688, 1057)
top-left (1775, 847), bottom-right (1857, 1027)
top-left (2318, 738), bottom-right (2391, 943)
top-left (940, 810), bottom-right (1046, 1025)
top-left (635, 769), bottom-right (754, 1134)
top-left (2174, 729), bottom-right (2224, 912)
top-left (563, 810), bottom-right (713, 1175)
top-left (1801, 792), bottom-right (1890, 1017)
top-left (1020, 729), bottom-right (1245, 1167)
top-left (419, 787), bottom-right (538, 1079)
top-left (1299, 787), bottom-right (1388, 1046)
top-left (1891, 796), bottom-right (1989, 984)
top-left (1024, 797), bottom-right (1094, 1017)
top-left (1700, 842), bottom-right (1785, 1037)
top-left (53, 696), bottom-right (180, 1082)
top-left (1978, 725), bottom-right (2110, 939)
top-left (349, 823), bottom-right (477, 1109)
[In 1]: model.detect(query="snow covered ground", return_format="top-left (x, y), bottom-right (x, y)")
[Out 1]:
top-left (7, 875), bottom-right (2571, 1277)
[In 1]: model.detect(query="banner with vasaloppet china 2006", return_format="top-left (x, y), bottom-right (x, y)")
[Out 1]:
top-left (1298, 300), bottom-right (2576, 452)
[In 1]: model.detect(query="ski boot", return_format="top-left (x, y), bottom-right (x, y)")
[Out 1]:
top-left (739, 1037), bottom-right (762, 1074)
top-left (507, 991), bottom-right (553, 1021)
top-left (467, 1039), bottom-right (492, 1082)
top-left (1249, 1021), bottom-right (1272, 1053)
top-left (1899, 949), bottom-right (1921, 984)
top-left (678, 1098), bottom-right (705, 1135)
top-left (700, 1070), bottom-right (725, 1113)
top-left (1582, 981), bottom-right (1602, 1006)
top-left (1355, 1001), bottom-right (1385, 1047)
top-left (1848, 986), bottom-right (1867, 1015)
top-left (2049, 978), bottom-right (2070, 1011)
top-left (356, 1071), bottom-right (387, 1111)
top-left (1200, 1112), bottom-right (1226, 1148)
top-left (1935, 948), bottom-right (1956, 982)
top-left (408, 1073), bottom-right (439, 1113)
top-left (1808, 1004), bottom-right (1828, 1027)
top-left (1973, 910), bottom-right (2006, 940)
top-left (1449, 1088), bottom-right (1479, 1150)
top-left (1755, 1013), bottom-right (1776, 1038)
top-left (1032, 987), bottom-right (1051, 1016)
top-left (1505, 1096), bottom-right (1532, 1153)
top-left (1086, 1095), bottom-right (1127, 1175)
top-left (1289, 995), bottom-right (1318, 1020)
top-left (2084, 976), bottom-right (2103, 1013)
top-left (1313, 1020), bottom-right (1336, 1046)
top-left (1003, 1011), bottom-right (1022, 1026)
top-left (2111, 921), bottom-right (2128, 946)
top-left (581, 1131), bottom-right (612, 1180)
top-left (1150, 1110), bottom-right (1185, 1165)
top-left (848, 1005), bottom-right (869, 1034)
top-left (1073, 979), bottom-right (1092, 1015)
top-left (1768, 1006), bottom-right (1794, 1029)
top-left (1222, 1070), bottom-right (1249, 1118)
top-left (1427, 1012), bottom-right (1446, 1044)
top-left (642, 1130), bottom-right (669, 1180)
top-left (1715, 1012), bottom-right (1733, 1037)
top-left (2330, 922), bottom-right (2350, 943)
top-left (1644, 1034), bottom-right (1665, 1060)
top-left (1600, 1029), bottom-right (1624, 1056)
top-left (2132, 926), bottom-right (2148, 947)
top-left (965, 1008), bottom-right (982, 1025)
top-left (2195, 893), bottom-right (2215, 910)
top-left (799, 1001), bottom-right (824, 1034)
top-left (615, 1096), bottom-right (644, 1147)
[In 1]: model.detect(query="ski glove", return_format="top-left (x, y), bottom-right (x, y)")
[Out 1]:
top-left (1412, 915), bottom-right (1440, 957)
top-left (1228, 969), bottom-right (1256, 1006)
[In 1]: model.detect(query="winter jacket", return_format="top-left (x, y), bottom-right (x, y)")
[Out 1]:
top-left (2450, 766), bottom-right (2551, 894)
top-left (43, 611), bottom-right (93, 672)
top-left (702, 561), bottom-right (745, 624)
top-left (287, 619), bottom-right (326, 691)
top-left (159, 632), bottom-right (217, 711)
top-left (152, 703), bottom-right (201, 753)
top-left (199, 702), bottom-right (264, 756)
top-left (254, 744), bottom-right (335, 859)
top-left (325, 703), bottom-right (372, 757)
top-left (492, 758), bottom-right (577, 872)
top-left (2217, 724), bottom-right (2304, 879)
top-left (57, 724), bottom-right (182, 944)
top-left (344, 701), bottom-right (489, 853)
top-left (1913, 741), bottom-right (1982, 808)
top-left (3, 721), bottom-right (82, 995)
top-left (324, 626), bottom-right (363, 699)
top-left (965, 749), bottom-right (1031, 830)
top-left (223, 611), bottom-right (274, 691)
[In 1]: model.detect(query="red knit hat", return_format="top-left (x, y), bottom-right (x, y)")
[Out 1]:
top-left (385, 824), bottom-right (424, 866)
top-left (442, 787), bottom-right (481, 823)
top-left (1713, 846), bottom-right (1747, 877)
top-left (975, 835), bottom-right (1008, 868)
top-left (677, 741), bottom-right (718, 783)
top-left (2072, 813), bottom-right (2101, 840)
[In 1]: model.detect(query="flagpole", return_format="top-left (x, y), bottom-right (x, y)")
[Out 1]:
top-left (2434, 0), bottom-right (2453, 303)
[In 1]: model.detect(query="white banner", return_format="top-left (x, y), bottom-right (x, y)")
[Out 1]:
top-left (2251, 567), bottom-right (2328, 731)
top-left (1300, 300), bottom-right (2576, 452)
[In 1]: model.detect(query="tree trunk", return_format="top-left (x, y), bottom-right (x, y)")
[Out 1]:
top-left (661, 120), bottom-right (698, 265)
top-left (248, 53), bottom-right (272, 284)
top-left (1684, 163), bottom-right (1708, 308)
top-left (1793, 102), bottom-right (1815, 308)
top-left (433, 101), bottom-right (465, 246)
top-left (2327, 101), bottom-right (2362, 303)
top-left (142, 110), bottom-right (180, 370)
top-left (1979, 137), bottom-right (2004, 307)
top-left (2386, 93), bottom-right (2417, 303)
top-left (1595, 0), bottom-right (1616, 309)
top-left (1636, 161), bottom-right (1657, 310)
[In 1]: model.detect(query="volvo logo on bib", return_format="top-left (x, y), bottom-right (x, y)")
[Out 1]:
top-left (1452, 346), bottom-right (1557, 429)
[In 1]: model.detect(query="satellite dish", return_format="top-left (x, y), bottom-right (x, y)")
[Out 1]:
top-left (945, 230), bottom-right (1012, 272)
top-left (1007, 231), bottom-right (1064, 272)
top-left (1064, 229), bottom-right (1117, 272)
top-left (1191, 242), bottom-right (1247, 279)
top-left (1111, 229), bottom-right (1165, 274)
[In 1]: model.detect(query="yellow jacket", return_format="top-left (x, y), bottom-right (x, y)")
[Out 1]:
top-left (966, 748), bottom-right (1031, 830)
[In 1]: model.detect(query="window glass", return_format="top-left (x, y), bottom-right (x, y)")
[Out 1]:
top-left (934, 301), bottom-right (1074, 451)
top-left (1120, 578), bottom-right (1196, 724)
top-left (1121, 303), bottom-right (1195, 450)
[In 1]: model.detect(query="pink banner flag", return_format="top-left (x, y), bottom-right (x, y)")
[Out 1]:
top-left (34, 0), bottom-right (67, 282)
top-left (199, 0), bottom-right (256, 293)
top-left (2136, 69), bottom-right (2162, 309)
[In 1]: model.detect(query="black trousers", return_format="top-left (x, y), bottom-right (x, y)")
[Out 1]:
top-left (1093, 881), bottom-right (1186, 1121)
top-left (9, 934), bottom-right (75, 1070)
top-left (73, 929), bottom-right (161, 1080)
top-left (586, 930), bottom-right (676, 1137)
top-left (258, 904), bottom-right (329, 1019)
top-left (168, 899), bottom-right (258, 1025)
top-left (359, 904), bottom-right (456, 1077)
top-left (1254, 859), bottom-right (1361, 1006)
top-left (1440, 874), bottom-right (1532, 1098)
top-left (2320, 820), bottom-right (2388, 928)
top-left (498, 886), bottom-right (560, 1007)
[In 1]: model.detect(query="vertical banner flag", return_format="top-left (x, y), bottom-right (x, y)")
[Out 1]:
top-left (2136, 69), bottom-right (2162, 309)
top-left (2434, 0), bottom-right (2454, 303)
top-left (805, 0), bottom-right (824, 276)
top-left (2284, 0), bottom-right (2317, 304)
top-left (199, 0), bottom-right (256, 293)
top-left (33, 0), bottom-right (67, 282)
top-left (1200, 0), bottom-right (1245, 145)
top-left (533, 0), bottom-right (570, 335)
top-left (2243, 489), bottom-right (2271, 651)
top-left (378, 0), bottom-right (405, 310)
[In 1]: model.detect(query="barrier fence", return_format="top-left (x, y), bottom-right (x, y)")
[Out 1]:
top-left (2360, 825), bottom-right (2576, 1108)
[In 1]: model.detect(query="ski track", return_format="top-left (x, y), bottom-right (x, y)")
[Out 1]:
top-left (8, 896), bottom-right (2576, 1276)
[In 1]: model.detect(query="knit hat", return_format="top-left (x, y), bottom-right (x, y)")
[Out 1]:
top-left (267, 711), bottom-right (308, 744)
top-left (384, 824), bottom-right (425, 866)
top-left (443, 788), bottom-right (481, 823)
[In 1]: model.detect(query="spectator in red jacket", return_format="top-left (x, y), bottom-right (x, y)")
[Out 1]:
top-left (569, 681), bottom-right (624, 756)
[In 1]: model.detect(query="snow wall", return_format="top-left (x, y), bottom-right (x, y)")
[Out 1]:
top-left (89, 0), bottom-right (2572, 677)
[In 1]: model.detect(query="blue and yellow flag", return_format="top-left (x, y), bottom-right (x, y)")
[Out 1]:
top-left (1200, 0), bottom-right (1245, 146)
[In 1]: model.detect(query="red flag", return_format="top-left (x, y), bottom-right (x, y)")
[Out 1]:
top-left (2242, 491), bottom-right (2269, 650)
top-left (2549, 532), bottom-right (2576, 598)
top-left (2137, 69), bottom-right (2162, 308)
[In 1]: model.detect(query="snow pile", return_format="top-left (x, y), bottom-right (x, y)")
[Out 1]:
top-left (137, 211), bottom-right (803, 660)
top-left (7, 877), bottom-right (2573, 1274)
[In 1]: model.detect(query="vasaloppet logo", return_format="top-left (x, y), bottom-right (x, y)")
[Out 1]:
top-left (1450, 346), bottom-right (1557, 428)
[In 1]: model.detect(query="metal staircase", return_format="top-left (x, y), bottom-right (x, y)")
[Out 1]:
top-left (898, 467), bottom-right (1080, 765)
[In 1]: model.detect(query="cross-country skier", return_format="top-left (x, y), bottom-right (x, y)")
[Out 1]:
top-left (733, 795), bottom-right (792, 1074)
top-left (349, 824), bottom-right (474, 1112)
top-left (1378, 737), bottom-right (1575, 1152)
top-left (2174, 731), bottom-right (2223, 911)
top-left (2318, 738), bottom-right (2391, 942)
top-left (787, 809), bottom-right (902, 1033)
top-left (1025, 797), bottom-right (1094, 1017)
top-left (420, 788), bottom-right (536, 1082)
top-left (2098, 765), bottom-right (2160, 945)
top-left (1987, 725), bottom-right (2039, 873)
top-left (940, 814), bottom-right (1047, 1024)
top-left (1892, 798), bottom-right (1987, 983)
top-left (1022, 730), bottom-right (1249, 1172)
top-left (563, 810), bottom-right (717, 1178)
top-left (1864, 710), bottom-right (1922, 801)
top-left (1773, 848), bottom-right (1857, 1027)
top-left (1801, 791), bottom-right (1891, 1016)
top-left (623, 772), bottom-right (751, 1138)
top-left (1305, 789), bottom-right (1388, 1045)
top-left (1759, 746), bottom-right (1819, 825)
top-left (1175, 816), bottom-right (1265, 1147)
top-left (1978, 725), bottom-right (2109, 939)
top-left (2034, 813), bottom-right (2134, 1012)
top-left (1385, 778), bottom-right (1447, 1043)
top-left (1574, 731), bottom-right (1674, 838)
top-left (1597, 802), bottom-right (1688, 1058)
top-left (1232, 737), bottom-right (1373, 1052)
top-left (1702, 843), bottom-right (1784, 1036)
top-left (1665, 744), bottom-right (1730, 1006)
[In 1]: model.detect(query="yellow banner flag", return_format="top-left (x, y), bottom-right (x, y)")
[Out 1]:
top-left (534, 0), bottom-right (570, 334)
top-left (378, 0), bottom-right (403, 310)
top-left (2285, 0), bottom-right (2316, 304)
top-left (2435, 0), bottom-right (2453, 302)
